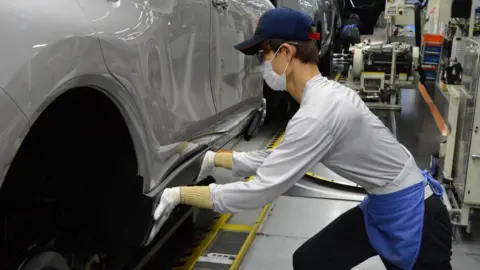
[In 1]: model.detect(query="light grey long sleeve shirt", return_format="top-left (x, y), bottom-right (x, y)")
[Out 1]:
top-left (231, 149), bottom-right (273, 178)
top-left (209, 74), bottom-right (423, 213)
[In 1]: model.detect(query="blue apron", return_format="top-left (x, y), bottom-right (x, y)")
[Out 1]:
top-left (359, 170), bottom-right (444, 269)
top-left (341, 24), bottom-right (357, 38)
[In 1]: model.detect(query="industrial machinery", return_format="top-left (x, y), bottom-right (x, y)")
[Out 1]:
top-left (438, 37), bottom-right (480, 234)
top-left (332, 0), bottom-right (422, 110)
top-left (333, 41), bottom-right (419, 110)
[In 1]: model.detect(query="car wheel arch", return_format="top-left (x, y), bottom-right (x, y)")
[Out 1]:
top-left (0, 82), bottom-right (157, 263)
top-left (28, 74), bottom-right (151, 189)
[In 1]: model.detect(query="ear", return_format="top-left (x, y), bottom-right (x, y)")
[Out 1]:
top-left (280, 43), bottom-right (297, 59)
top-left (282, 44), bottom-right (296, 76)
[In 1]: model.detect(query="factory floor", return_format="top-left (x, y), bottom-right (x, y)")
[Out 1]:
top-left (173, 83), bottom-right (480, 270)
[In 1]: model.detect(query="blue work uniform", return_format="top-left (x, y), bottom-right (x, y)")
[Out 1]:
top-left (341, 24), bottom-right (358, 38)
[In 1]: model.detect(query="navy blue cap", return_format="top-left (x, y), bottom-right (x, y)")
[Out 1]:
top-left (234, 8), bottom-right (320, 55)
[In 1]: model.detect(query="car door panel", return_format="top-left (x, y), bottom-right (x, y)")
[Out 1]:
top-left (209, 0), bottom-right (272, 140)
top-left (77, 0), bottom-right (216, 189)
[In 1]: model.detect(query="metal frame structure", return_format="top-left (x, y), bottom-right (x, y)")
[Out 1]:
top-left (440, 37), bottom-right (480, 233)
top-left (331, 0), bottom-right (421, 111)
top-left (440, 84), bottom-right (465, 182)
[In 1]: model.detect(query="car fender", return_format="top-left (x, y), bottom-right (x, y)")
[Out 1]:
top-left (0, 87), bottom-right (29, 188)
top-left (0, 0), bottom-right (155, 191)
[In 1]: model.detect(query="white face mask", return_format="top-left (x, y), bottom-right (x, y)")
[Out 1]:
top-left (261, 48), bottom-right (291, 91)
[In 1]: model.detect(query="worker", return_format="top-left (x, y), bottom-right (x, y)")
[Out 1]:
top-left (153, 8), bottom-right (452, 270)
top-left (340, 13), bottom-right (361, 53)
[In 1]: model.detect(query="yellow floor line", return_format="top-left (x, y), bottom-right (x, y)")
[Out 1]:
top-left (228, 133), bottom-right (283, 269)
top-left (230, 203), bottom-right (272, 270)
top-left (305, 171), bottom-right (336, 183)
top-left (222, 224), bottom-right (253, 233)
top-left (335, 72), bottom-right (341, 81)
top-left (176, 214), bottom-right (232, 270)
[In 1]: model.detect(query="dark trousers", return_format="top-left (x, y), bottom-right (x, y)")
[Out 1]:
top-left (292, 195), bottom-right (453, 270)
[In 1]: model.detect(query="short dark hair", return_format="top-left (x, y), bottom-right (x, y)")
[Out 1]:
top-left (261, 39), bottom-right (319, 64)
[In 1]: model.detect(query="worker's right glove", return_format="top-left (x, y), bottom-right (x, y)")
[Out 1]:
top-left (149, 187), bottom-right (181, 242)
top-left (153, 187), bottom-right (181, 222)
top-left (197, 150), bottom-right (216, 182)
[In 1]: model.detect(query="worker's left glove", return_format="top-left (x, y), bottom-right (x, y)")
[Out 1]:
top-left (153, 187), bottom-right (181, 222)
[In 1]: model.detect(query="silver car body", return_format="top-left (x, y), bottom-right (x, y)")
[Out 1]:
top-left (0, 0), bottom-right (273, 250)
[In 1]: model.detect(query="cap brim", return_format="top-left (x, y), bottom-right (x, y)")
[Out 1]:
top-left (234, 35), bottom-right (265, 55)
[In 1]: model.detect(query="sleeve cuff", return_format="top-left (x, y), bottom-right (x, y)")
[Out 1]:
top-left (232, 151), bottom-right (248, 178)
top-left (209, 183), bottom-right (221, 212)
top-left (179, 186), bottom-right (212, 209)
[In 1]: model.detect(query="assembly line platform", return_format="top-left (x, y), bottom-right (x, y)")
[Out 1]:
top-left (157, 85), bottom-right (480, 270)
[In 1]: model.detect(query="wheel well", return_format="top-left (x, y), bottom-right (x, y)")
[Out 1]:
top-left (0, 87), bottom-right (144, 267)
